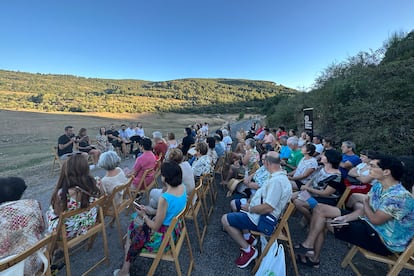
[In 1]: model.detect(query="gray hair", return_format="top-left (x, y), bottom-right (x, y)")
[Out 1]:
top-left (287, 136), bottom-right (299, 146)
top-left (245, 138), bottom-right (256, 148)
top-left (342, 141), bottom-right (356, 152)
top-left (98, 151), bottom-right (121, 171)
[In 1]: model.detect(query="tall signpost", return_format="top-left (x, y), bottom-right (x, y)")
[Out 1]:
top-left (303, 108), bottom-right (314, 136)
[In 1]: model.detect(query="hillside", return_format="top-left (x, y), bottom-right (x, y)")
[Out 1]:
top-left (265, 30), bottom-right (414, 155)
top-left (0, 71), bottom-right (296, 113)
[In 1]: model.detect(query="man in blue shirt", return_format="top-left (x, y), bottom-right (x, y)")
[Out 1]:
top-left (339, 141), bottom-right (361, 178)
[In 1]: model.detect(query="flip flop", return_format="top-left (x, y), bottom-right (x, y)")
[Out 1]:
top-left (296, 254), bottom-right (320, 268)
top-left (294, 243), bottom-right (314, 256)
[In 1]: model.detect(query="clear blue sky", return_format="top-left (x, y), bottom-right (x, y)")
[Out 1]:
top-left (0, 0), bottom-right (413, 90)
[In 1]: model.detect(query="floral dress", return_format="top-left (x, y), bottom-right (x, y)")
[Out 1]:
top-left (46, 195), bottom-right (98, 239)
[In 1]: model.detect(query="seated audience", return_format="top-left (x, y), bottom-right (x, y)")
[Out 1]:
top-left (46, 154), bottom-right (101, 238)
top-left (322, 136), bottom-right (335, 151)
top-left (295, 154), bottom-right (414, 268)
top-left (135, 122), bottom-right (145, 138)
top-left (347, 149), bottom-right (375, 185)
top-left (292, 149), bottom-right (342, 223)
top-left (76, 127), bottom-right (101, 167)
top-left (288, 144), bottom-right (318, 190)
top-left (221, 152), bottom-right (292, 268)
top-left (298, 131), bottom-right (307, 147)
top-left (114, 162), bottom-right (187, 276)
top-left (106, 124), bottom-right (128, 158)
top-left (222, 138), bottom-right (260, 185)
top-left (152, 131), bottom-right (168, 162)
top-left (214, 134), bottom-right (225, 157)
top-left (288, 129), bottom-right (297, 138)
top-left (312, 135), bottom-right (324, 156)
top-left (262, 128), bottom-right (277, 152)
top-left (119, 124), bottom-right (132, 157)
top-left (57, 125), bottom-right (76, 159)
top-left (222, 129), bottom-right (233, 153)
top-left (206, 136), bottom-right (218, 165)
top-left (97, 151), bottom-right (128, 205)
top-left (96, 126), bottom-right (113, 152)
top-left (180, 127), bottom-right (195, 156)
top-left (0, 177), bottom-right (45, 275)
top-left (279, 135), bottom-right (291, 161)
top-left (230, 154), bottom-right (271, 211)
top-left (191, 142), bottom-right (212, 178)
top-left (281, 136), bottom-right (304, 173)
top-left (126, 123), bottom-right (142, 155)
top-left (128, 138), bottom-right (156, 190)
top-left (339, 141), bottom-right (361, 178)
top-left (146, 148), bottom-right (195, 215)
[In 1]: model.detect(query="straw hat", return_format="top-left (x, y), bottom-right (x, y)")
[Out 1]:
top-left (226, 178), bottom-right (244, 197)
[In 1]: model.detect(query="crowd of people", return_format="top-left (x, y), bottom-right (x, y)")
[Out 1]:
top-left (1, 119), bottom-right (414, 275)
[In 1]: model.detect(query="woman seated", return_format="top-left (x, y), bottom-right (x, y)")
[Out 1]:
top-left (206, 137), bottom-right (218, 165)
top-left (97, 151), bottom-right (128, 205)
top-left (113, 162), bottom-right (187, 276)
top-left (347, 149), bottom-right (375, 184)
top-left (0, 177), bottom-right (45, 275)
top-left (191, 142), bottom-right (212, 178)
top-left (46, 154), bottom-right (101, 238)
top-left (295, 154), bottom-right (414, 268)
top-left (76, 127), bottom-right (101, 166)
top-left (288, 143), bottom-right (319, 190)
top-left (292, 149), bottom-right (342, 223)
top-left (127, 138), bottom-right (156, 191)
top-left (96, 126), bottom-right (113, 153)
top-left (146, 148), bottom-right (195, 215)
top-left (164, 132), bottom-right (178, 161)
top-left (222, 138), bottom-right (260, 185)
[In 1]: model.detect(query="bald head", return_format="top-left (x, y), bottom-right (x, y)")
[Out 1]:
top-left (266, 151), bottom-right (281, 165)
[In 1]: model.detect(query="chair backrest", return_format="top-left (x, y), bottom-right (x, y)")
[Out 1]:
top-left (104, 177), bottom-right (133, 213)
top-left (56, 196), bottom-right (108, 276)
top-left (250, 162), bottom-right (260, 174)
top-left (387, 237), bottom-right (414, 275)
top-left (56, 196), bottom-right (106, 241)
top-left (0, 233), bottom-right (56, 275)
top-left (139, 206), bottom-right (194, 276)
top-left (134, 168), bottom-right (154, 191)
top-left (336, 186), bottom-right (351, 209)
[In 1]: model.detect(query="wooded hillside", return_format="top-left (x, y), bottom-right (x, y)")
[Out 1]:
top-left (265, 31), bottom-right (414, 155)
top-left (0, 71), bottom-right (296, 114)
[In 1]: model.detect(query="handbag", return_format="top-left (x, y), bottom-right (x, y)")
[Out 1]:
top-left (255, 240), bottom-right (286, 276)
top-left (257, 213), bottom-right (278, 236)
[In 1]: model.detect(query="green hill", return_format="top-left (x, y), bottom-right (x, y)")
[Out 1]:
top-left (265, 30), bottom-right (414, 155)
top-left (0, 71), bottom-right (296, 113)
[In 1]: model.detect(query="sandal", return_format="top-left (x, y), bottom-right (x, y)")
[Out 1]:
top-left (297, 255), bottom-right (320, 268)
top-left (294, 243), bottom-right (314, 256)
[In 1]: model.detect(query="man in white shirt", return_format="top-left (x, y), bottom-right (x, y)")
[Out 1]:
top-left (222, 129), bottom-right (233, 153)
top-left (221, 151), bottom-right (292, 268)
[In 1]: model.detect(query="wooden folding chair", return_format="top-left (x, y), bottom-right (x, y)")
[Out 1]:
top-left (129, 168), bottom-right (154, 200)
top-left (143, 169), bottom-right (161, 201)
top-left (103, 177), bottom-right (133, 247)
top-left (214, 156), bottom-right (225, 183)
top-left (0, 233), bottom-right (56, 276)
top-left (54, 196), bottom-right (109, 276)
top-left (199, 174), bottom-right (214, 221)
top-left (184, 183), bottom-right (207, 252)
top-left (336, 186), bottom-right (351, 209)
top-left (251, 201), bottom-right (298, 276)
top-left (50, 146), bottom-right (64, 175)
top-left (139, 208), bottom-right (194, 276)
top-left (341, 237), bottom-right (414, 276)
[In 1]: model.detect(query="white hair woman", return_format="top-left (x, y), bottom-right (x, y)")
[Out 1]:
top-left (97, 151), bottom-right (128, 205)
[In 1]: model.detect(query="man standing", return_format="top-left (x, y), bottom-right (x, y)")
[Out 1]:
top-left (221, 151), bottom-right (292, 268)
top-left (57, 126), bottom-right (76, 158)
top-left (339, 141), bottom-right (361, 178)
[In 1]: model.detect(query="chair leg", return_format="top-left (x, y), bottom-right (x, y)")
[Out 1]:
top-left (341, 245), bottom-right (362, 276)
top-left (285, 226), bottom-right (299, 276)
top-left (63, 245), bottom-right (72, 276)
top-left (184, 226), bottom-right (195, 276)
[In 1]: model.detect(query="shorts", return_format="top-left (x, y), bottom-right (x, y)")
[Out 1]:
top-left (234, 198), bottom-right (248, 211)
top-left (226, 212), bottom-right (258, 231)
top-left (306, 197), bottom-right (318, 209)
top-left (334, 219), bottom-right (392, 256)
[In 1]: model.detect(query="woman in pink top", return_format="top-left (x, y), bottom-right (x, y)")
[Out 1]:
top-left (128, 138), bottom-right (156, 190)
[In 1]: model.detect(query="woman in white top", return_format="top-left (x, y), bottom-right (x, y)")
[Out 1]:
top-left (97, 151), bottom-right (128, 205)
top-left (288, 143), bottom-right (319, 190)
top-left (165, 132), bottom-right (179, 161)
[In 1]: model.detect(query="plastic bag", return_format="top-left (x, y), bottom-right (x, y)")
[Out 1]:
top-left (255, 240), bottom-right (286, 276)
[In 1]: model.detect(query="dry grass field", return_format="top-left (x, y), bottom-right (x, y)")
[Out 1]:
top-left (0, 109), bottom-right (236, 192)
